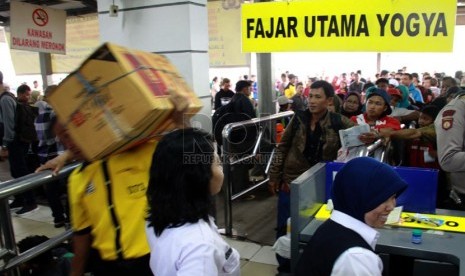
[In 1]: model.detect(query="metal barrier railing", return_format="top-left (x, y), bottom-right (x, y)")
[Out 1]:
top-left (221, 111), bottom-right (294, 237)
top-left (0, 163), bottom-right (80, 275)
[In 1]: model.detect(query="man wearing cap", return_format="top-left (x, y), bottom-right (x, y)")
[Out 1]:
top-left (296, 157), bottom-right (407, 276)
top-left (388, 87), bottom-right (419, 124)
top-left (284, 74), bottom-right (297, 99)
top-left (277, 95), bottom-right (292, 112)
top-left (351, 88), bottom-right (401, 141)
top-left (435, 88), bottom-right (465, 210)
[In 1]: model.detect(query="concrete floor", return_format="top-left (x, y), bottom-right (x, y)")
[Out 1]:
top-left (0, 157), bottom-right (282, 275)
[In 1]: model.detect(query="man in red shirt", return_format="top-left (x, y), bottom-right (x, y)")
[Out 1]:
top-left (351, 88), bottom-right (401, 139)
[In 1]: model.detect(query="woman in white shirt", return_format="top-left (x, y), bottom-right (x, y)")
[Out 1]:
top-left (146, 128), bottom-right (240, 276)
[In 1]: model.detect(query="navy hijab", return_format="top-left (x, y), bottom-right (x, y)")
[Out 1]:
top-left (331, 157), bottom-right (408, 222)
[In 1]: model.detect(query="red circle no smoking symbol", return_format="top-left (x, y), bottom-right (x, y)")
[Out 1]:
top-left (32, 8), bottom-right (49, 27)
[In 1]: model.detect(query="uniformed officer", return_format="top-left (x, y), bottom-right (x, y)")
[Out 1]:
top-left (435, 89), bottom-right (465, 210)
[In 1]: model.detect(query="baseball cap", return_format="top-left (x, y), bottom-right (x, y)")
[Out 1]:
top-left (277, 96), bottom-right (293, 106)
top-left (387, 88), bottom-right (402, 100)
top-left (367, 88), bottom-right (392, 115)
top-left (388, 78), bottom-right (399, 87)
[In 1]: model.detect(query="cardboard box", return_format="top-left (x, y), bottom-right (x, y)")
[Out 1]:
top-left (48, 43), bottom-right (202, 160)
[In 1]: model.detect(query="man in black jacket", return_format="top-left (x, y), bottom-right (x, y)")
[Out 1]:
top-left (227, 80), bottom-right (257, 195)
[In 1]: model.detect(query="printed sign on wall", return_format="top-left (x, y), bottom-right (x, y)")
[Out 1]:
top-left (209, 1), bottom-right (249, 67)
top-left (10, 1), bottom-right (66, 54)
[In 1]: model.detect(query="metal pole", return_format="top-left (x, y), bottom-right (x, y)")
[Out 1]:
top-left (0, 199), bottom-right (19, 276)
top-left (3, 230), bottom-right (72, 271)
top-left (0, 163), bottom-right (79, 274)
top-left (257, 53), bottom-right (274, 116)
top-left (222, 135), bottom-right (233, 236)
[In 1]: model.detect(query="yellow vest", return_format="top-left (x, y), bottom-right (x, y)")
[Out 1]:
top-left (68, 140), bottom-right (157, 260)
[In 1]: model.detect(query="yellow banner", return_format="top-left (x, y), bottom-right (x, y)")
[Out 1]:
top-left (314, 205), bottom-right (465, 233)
top-left (241, 0), bottom-right (456, 53)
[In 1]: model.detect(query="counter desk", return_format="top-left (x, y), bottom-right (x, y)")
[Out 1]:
top-left (291, 162), bottom-right (464, 275)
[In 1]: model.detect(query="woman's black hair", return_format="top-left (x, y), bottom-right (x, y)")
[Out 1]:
top-left (146, 128), bottom-right (215, 236)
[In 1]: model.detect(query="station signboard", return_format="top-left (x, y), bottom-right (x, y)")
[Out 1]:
top-left (242, 0), bottom-right (457, 53)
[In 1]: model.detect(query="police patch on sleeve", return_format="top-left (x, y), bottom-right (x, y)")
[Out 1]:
top-left (442, 118), bottom-right (453, 130)
top-left (442, 109), bottom-right (456, 117)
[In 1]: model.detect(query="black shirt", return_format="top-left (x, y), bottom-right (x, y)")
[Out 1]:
top-left (302, 121), bottom-right (323, 167)
top-left (214, 89), bottom-right (235, 110)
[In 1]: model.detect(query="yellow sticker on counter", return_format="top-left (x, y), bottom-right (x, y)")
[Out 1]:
top-left (314, 205), bottom-right (465, 233)
top-left (241, 0), bottom-right (456, 53)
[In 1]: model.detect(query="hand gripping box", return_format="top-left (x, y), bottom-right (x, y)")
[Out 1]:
top-left (48, 43), bottom-right (203, 160)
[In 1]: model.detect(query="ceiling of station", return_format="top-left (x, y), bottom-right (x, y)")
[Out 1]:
top-left (0, 0), bottom-right (464, 27)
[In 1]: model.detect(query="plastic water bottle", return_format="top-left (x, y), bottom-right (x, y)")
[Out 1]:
top-left (411, 229), bottom-right (422, 244)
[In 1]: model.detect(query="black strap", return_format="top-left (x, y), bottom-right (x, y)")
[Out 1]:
top-left (102, 160), bottom-right (124, 260)
top-left (329, 112), bottom-right (343, 133)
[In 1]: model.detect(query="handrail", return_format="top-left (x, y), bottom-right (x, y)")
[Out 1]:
top-left (0, 163), bottom-right (81, 199)
top-left (367, 138), bottom-right (383, 153)
top-left (2, 230), bottom-right (73, 272)
top-left (0, 162), bottom-right (81, 274)
top-left (221, 111), bottom-right (294, 237)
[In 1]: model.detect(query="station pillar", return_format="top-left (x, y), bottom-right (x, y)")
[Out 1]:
top-left (97, 0), bottom-right (211, 127)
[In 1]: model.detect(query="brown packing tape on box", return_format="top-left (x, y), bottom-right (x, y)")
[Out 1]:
top-left (48, 42), bottom-right (202, 161)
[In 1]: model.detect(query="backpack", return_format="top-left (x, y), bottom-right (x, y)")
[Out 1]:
top-left (15, 102), bottom-right (39, 143)
top-left (212, 101), bottom-right (235, 146)
top-left (0, 93), bottom-right (38, 143)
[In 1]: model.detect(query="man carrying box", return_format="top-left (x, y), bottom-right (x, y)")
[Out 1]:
top-left (39, 110), bottom-right (189, 276)
top-left (38, 43), bottom-right (200, 275)
top-left (52, 122), bottom-right (157, 276)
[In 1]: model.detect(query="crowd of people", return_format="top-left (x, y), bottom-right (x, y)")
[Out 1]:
top-left (270, 69), bottom-right (465, 274)
top-left (211, 68), bottom-right (465, 274)
top-left (1, 65), bottom-right (465, 276)
top-left (0, 73), bottom-right (68, 228)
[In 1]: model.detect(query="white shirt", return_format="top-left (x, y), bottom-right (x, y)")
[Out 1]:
top-left (146, 217), bottom-right (240, 276)
top-left (330, 211), bottom-right (383, 276)
top-left (430, 86), bottom-right (441, 98)
top-left (390, 106), bottom-right (415, 117)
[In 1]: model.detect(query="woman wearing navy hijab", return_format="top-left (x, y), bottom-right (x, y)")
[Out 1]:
top-left (296, 157), bottom-right (407, 276)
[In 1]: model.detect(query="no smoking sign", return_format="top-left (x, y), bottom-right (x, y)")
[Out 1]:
top-left (32, 8), bottom-right (48, 26)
